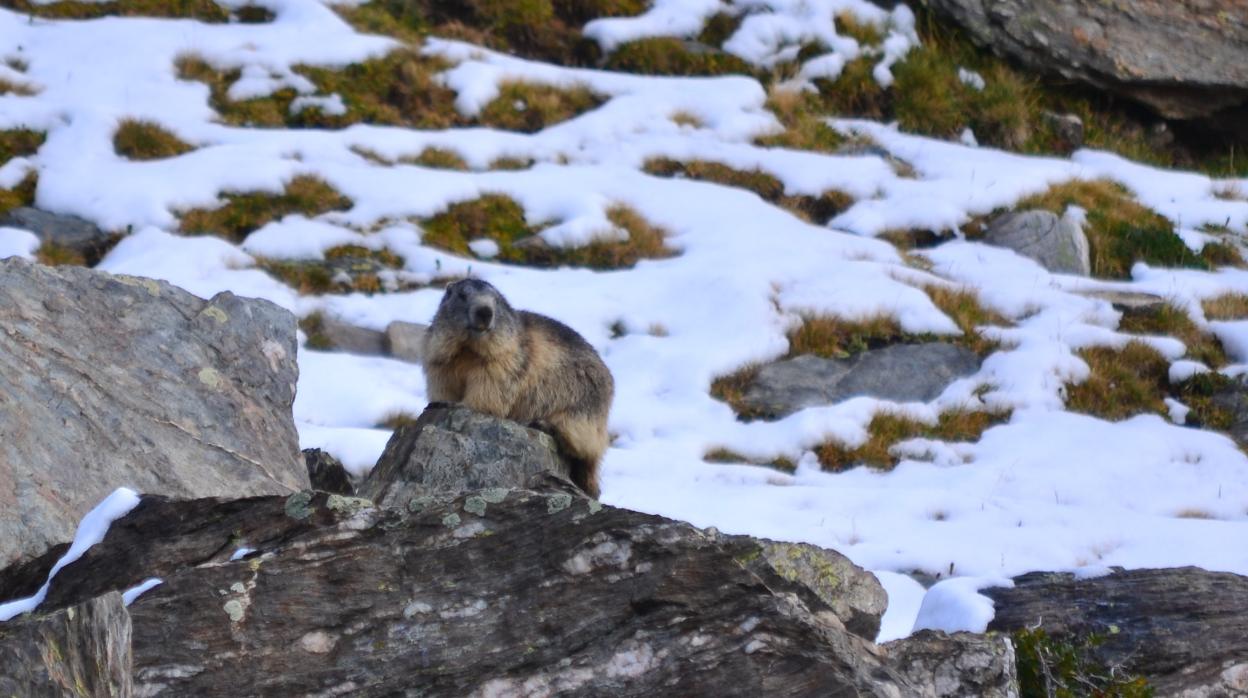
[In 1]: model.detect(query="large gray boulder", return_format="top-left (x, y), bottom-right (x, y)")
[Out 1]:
top-left (0, 258), bottom-right (308, 568)
top-left (983, 209), bottom-right (1090, 276)
top-left (924, 0), bottom-right (1248, 137)
top-left (986, 567), bottom-right (1248, 696)
top-left (0, 408), bottom-right (1021, 696)
top-left (0, 592), bottom-right (133, 698)
top-left (741, 343), bottom-right (980, 419)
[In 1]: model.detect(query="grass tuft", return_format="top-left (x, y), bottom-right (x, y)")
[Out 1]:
top-left (113, 119), bottom-right (194, 160)
top-left (703, 448), bottom-right (796, 473)
top-left (179, 176), bottom-right (352, 243)
top-left (815, 409), bottom-right (1007, 471)
top-left (35, 241), bottom-right (87, 267)
top-left (643, 157), bottom-right (852, 223)
top-left (604, 38), bottom-right (752, 76)
top-left (478, 82), bottom-right (602, 132)
top-left (420, 195), bottom-right (675, 270)
top-left (1202, 294), bottom-right (1248, 320)
top-left (1014, 627), bottom-right (1153, 698)
top-left (1118, 303), bottom-right (1226, 367)
top-left (1065, 342), bottom-right (1169, 420)
top-left (402, 147), bottom-right (469, 170)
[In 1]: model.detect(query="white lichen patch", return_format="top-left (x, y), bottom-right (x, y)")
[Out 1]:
top-left (453, 520), bottom-right (488, 539)
top-left (546, 493), bottom-right (573, 514)
top-left (442, 512), bottom-right (462, 527)
top-left (464, 495), bottom-right (488, 516)
top-left (604, 642), bottom-right (656, 678)
top-left (438, 598), bottom-right (488, 619)
top-left (297, 630), bottom-right (339, 654)
top-left (562, 538), bottom-right (633, 575)
top-left (403, 600), bottom-right (434, 619)
top-left (223, 598), bottom-right (247, 623)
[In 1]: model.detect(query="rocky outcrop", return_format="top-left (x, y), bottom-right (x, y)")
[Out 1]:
top-left (985, 567), bottom-right (1248, 696)
top-left (740, 343), bottom-right (980, 419)
top-left (924, 0), bottom-right (1248, 138)
top-left (0, 259), bottom-right (308, 568)
top-left (0, 407), bottom-right (1020, 696)
top-left (983, 209), bottom-right (1090, 275)
top-left (360, 404), bottom-right (574, 506)
top-left (884, 630), bottom-right (1018, 698)
top-left (0, 207), bottom-right (116, 264)
top-left (0, 592), bottom-right (132, 698)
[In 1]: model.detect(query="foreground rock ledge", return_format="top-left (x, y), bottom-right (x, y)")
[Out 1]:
top-left (0, 407), bottom-right (1018, 696)
top-left (0, 258), bottom-right (308, 568)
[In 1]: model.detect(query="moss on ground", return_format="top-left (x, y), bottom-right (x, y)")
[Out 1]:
top-left (113, 119), bottom-right (195, 160)
top-left (643, 157), bottom-right (852, 224)
top-left (477, 82), bottom-right (602, 133)
top-left (178, 176), bottom-right (351, 242)
top-left (420, 195), bottom-right (675, 270)
top-left (703, 448), bottom-right (796, 473)
top-left (603, 37), bottom-right (752, 76)
top-left (401, 147), bottom-right (468, 170)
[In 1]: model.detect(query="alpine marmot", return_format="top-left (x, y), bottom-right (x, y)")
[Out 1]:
top-left (422, 278), bottom-right (614, 498)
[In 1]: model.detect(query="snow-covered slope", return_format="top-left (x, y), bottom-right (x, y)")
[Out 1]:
top-left (2, 0), bottom-right (1247, 640)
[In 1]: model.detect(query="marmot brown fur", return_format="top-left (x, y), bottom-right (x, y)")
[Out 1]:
top-left (422, 278), bottom-right (614, 498)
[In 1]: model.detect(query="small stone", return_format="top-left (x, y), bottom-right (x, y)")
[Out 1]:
top-left (313, 314), bottom-right (386, 356)
top-left (983, 209), bottom-right (1090, 275)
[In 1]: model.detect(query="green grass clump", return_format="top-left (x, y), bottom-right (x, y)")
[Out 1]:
top-left (1118, 303), bottom-right (1226, 368)
top-left (604, 37), bottom-right (752, 76)
top-left (814, 409), bottom-right (1008, 471)
top-left (401, 147), bottom-right (468, 170)
top-left (421, 196), bottom-right (675, 270)
top-left (1016, 180), bottom-right (1206, 279)
top-left (113, 119), bottom-right (194, 160)
top-left (179, 176), bottom-right (352, 242)
top-left (1014, 628), bottom-right (1153, 698)
top-left (0, 0), bottom-right (259, 21)
top-left (34, 241), bottom-right (86, 267)
top-left (1065, 342), bottom-right (1169, 420)
top-left (643, 157), bottom-right (852, 224)
top-left (703, 448), bottom-right (796, 473)
top-left (477, 82), bottom-right (602, 133)
top-left (1173, 372), bottom-right (1240, 433)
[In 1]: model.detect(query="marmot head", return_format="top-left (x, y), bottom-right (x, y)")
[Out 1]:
top-left (433, 278), bottom-right (516, 336)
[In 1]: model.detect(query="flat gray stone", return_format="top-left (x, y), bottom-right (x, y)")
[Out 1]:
top-left (316, 314), bottom-right (386, 355)
top-left (984, 209), bottom-right (1090, 275)
top-left (0, 207), bottom-right (112, 262)
top-left (740, 343), bottom-right (980, 419)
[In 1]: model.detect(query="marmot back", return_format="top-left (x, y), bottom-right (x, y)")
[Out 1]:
top-left (421, 278), bottom-right (614, 498)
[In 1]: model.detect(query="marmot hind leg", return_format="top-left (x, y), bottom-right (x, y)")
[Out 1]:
top-left (542, 413), bottom-right (608, 499)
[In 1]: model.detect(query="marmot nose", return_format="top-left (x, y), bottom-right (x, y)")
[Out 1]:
top-left (473, 306), bottom-right (493, 327)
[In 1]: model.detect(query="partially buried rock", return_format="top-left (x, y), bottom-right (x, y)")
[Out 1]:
top-left (740, 343), bottom-right (980, 419)
top-left (306, 313), bottom-right (386, 355)
top-left (0, 207), bottom-right (116, 265)
top-left (0, 592), bottom-right (133, 698)
top-left (983, 209), bottom-right (1090, 276)
top-left (985, 567), bottom-right (1248, 696)
top-left (0, 258), bottom-right (308, 568)
top-left (358, 404), bottom-right (573, 507)
top-left (385, 320), bottom-right (428, 363)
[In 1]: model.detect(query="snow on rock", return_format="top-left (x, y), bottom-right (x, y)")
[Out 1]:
top-left (0, 488), bottom-right (141, 622)
top-left (912, 576), bottom-right (1010, 634)
top-left (0, 226), bottom-right (40, 259)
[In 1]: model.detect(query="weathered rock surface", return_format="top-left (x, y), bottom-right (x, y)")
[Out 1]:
top-left (986, 567), bottom-right (1248, 696)
top-left (0, 258), bottom-right (308, 568)
top-left (303, 447), bottom-right (355, 495)
top-left (0, 207), bottom-right (115, 264)
top-left (983, 209), bottom-right (1090, 275)
top-left (1078, 289), bottom-right (1169, 315)
top-left (884, 630), bottom-right (1018, 698)
top-left (924, 0), bottom-right (1248, 137)
top-left (741, 343), bottom-right (980, 418)
top-left (359, 404), bottom-right (573, 506)
top-left (385, 319), bottom-right (428, 363)
top-left (0, 592), bottom-right (133, 698)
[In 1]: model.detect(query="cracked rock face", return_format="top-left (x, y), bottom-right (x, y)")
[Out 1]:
top-left (0, 259), bottom-right (307, 568)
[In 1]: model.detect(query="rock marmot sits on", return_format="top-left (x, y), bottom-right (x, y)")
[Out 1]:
top-left (422, 278), bottom-right (614, 498)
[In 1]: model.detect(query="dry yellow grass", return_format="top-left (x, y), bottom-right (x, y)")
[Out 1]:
top-left (815, 409), bottom-right (1007, 471)
top-left (113, 119), bottom-right (194, 160)
top-left (179, 176), bottom-right (352, 242)
top-left (1202, 293), bottom-right (1248, 320)
top-left (1065, 342), bottom-right (1169, 420)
